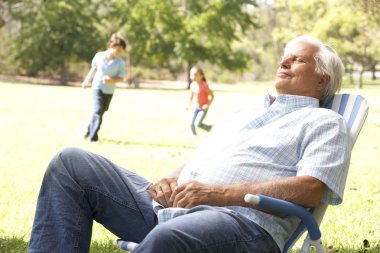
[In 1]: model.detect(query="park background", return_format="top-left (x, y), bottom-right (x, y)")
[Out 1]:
top-left (0, 0), bottom-right (380, 252)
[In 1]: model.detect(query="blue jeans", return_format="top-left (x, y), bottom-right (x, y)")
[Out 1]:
top-left (86, 89), bottom-right (113, 141)
top-left (190, 108), bottom-right (212, 135)
top-left (135, 206), bottom-right (280, 253)
top-left (29, 148), bottom-right (280, 253)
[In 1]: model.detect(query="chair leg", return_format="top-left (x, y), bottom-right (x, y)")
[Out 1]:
top-left (310, 239), bottom-right (326, 253)
top-left (299, 235), bottom-right (311, 253)
top-left (299, 236), bottom-right (326, 253)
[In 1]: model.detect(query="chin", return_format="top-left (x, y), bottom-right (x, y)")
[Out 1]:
top-left (274, 82), bottom-right (286, 91)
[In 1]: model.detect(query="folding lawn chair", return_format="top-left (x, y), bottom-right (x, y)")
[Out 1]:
top-left (118, 93), bottom-right (369, 253)
top-left (245, 93), bottom-right (369, 253)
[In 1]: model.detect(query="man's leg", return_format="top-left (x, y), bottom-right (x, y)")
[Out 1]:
top-left (29, 147), bottom-right (156, 253)
top-left (135, 206), bottom-right (280, 253)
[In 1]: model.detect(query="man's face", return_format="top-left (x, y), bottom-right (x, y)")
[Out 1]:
top-left (275, 41), bottom-right (326, 98)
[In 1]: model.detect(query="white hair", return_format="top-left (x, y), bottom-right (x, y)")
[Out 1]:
top-left (285, 35), bottom-right (345, 106)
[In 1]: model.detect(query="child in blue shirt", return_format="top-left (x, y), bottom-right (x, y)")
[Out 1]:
top-left (82, 33), bottom-right (127, 143)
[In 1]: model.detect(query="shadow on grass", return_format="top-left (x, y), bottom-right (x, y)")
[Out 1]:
top-left (102, 137), bottom-right (196, 149)
top-left (291, 244), bottom-right (380, 253)
top-left (0, 236), bottom-right (124, 253)
top-left (1, 235), bottom-right (379, 252)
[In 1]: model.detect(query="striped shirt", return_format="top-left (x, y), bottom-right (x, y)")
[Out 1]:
top-left (153, 94), bottom-right (352, 250)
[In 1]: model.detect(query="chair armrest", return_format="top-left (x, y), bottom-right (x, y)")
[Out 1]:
top-left (244, 194), bottom-right (321, 240)
top-left (117, 239), bottom-right (138, 251)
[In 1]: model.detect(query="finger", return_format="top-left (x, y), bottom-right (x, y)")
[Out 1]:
top-left (148, 185), bottom-right (158, 199)
top-left (160, 184), bottom-right (174, 206)
top-left (155, 188), bottom-right (168, 207)
top-left (174, 190), bottom-right (193, 208)
top-left (170, 183), bottom-right (185, 204)
top-left (169, 181), bottom-right (178, 193)
top-left (149, 184), bottom-right (167, 206)
top-left (172, 187), bottom-right (188, 207)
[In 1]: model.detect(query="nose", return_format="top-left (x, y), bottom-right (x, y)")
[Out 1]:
top-left (280, 57), bottom-right (291, 69)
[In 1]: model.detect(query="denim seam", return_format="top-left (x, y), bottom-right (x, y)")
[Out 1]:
top-left (82, 185), bottom-right (140, 212)
top-left (71, 190), bottom-right (85, 253)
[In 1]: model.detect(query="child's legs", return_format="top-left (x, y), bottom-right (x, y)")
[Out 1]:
top-left (195, 109), bottom-right (212, 131)
top-left (190, 108), bottom-right (202, 135)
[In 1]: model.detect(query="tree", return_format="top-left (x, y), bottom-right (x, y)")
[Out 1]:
top-left (272, 0), bottom-right (380, 88)
top-left (313, 1), bottom-right (380, 88)
top-left (110, 0), bottom-right (261, 85)
top-left (354, 0), bottom-right (380, 80)
top-left (10, 0), bottom-right (105, 84)
top-left (272, 0), bottom-right (329, 54)
top-left (355, 0), bottom-right (380, 26)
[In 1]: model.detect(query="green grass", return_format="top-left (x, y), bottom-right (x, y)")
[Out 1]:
top-left (0, 80), bottom-right (379, 252)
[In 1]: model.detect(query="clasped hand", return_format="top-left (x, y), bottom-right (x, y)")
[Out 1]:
top-left (149, 177), bottom-right (223, 209)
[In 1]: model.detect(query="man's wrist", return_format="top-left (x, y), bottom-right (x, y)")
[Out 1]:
top-left (211, 184), bottom-right (228, 206)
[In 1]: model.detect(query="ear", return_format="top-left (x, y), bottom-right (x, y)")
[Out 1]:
top-left (317, 75), bottom-right (329, 91)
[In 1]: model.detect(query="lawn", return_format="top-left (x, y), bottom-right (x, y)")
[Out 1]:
top-left (0, 80), bottom-right (379, 252)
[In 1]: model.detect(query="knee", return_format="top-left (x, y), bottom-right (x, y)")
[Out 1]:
top-left (46, 147), bottom-right (87, 175)
top-left (56, 147), bottom-right (87, 162)
top-left (140, 224), bottom-right (184, 251)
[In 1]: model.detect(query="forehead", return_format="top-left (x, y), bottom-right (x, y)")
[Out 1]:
top-left (190, 68), bottom-right (199, 75)
top-left (284, 41), bottom-right (318, 59)
top-left (111, 45), bottom-right (124, 51)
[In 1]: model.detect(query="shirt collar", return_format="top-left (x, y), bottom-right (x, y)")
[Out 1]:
top-left (264, 94), bottom-right (320, 110)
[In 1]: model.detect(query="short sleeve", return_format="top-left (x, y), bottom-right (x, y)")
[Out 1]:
top-left (118, 60), bottom-right (126, 77)
top-left (296, 111), bottom-right (352, 205)
top-left (91, 52), bottom-right (101, 69)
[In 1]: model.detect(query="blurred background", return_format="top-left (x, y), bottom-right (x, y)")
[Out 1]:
top-left (0, 0), bottom-right (379, 88)
top-left (1, 1), bottom-right (380, 252)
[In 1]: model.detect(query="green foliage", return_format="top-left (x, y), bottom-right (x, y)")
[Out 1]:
top-left (272, 0), bottom-right (328, 50)
top-left (10, 0), bottom-right (105, 83)
top-left (6, 0), bottom-right (261, 82)
top-left (115, 0), bottom-right (260, 72)
top-left (271, 0), bottom-right (380, 88)
top-left (355, 0), bottom-right (380, 26)
top-left (2, 0), bottom-right (380, 84)
top-left (313, 1), bottom-right (380, 88)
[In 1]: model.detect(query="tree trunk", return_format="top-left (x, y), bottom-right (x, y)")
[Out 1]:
top-left (349, 69), bottom-right (354, 85)
top-left (371, 64), bottom-right (377, 80)
top-left (357, 70), bottom-right (364, 89)
top-left (186, 62), bottom-right (192, 89)
top-left (60, 61), bottom-right (68, 85)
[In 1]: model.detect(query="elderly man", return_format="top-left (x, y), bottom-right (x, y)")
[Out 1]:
top-left (29, 35), bottom-right (350, 253)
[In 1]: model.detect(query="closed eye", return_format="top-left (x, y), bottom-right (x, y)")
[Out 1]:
top-left (294, 57), bottom-right (305, 63)
top-left (280, 55), bottom-right (306, 64)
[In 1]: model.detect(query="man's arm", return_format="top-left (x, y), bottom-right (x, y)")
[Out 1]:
top-left (170, 175), bottom-right (325, 209)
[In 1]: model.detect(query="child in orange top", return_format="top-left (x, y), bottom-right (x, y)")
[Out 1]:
top-left (187, 66), bottom-right (214, 135)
